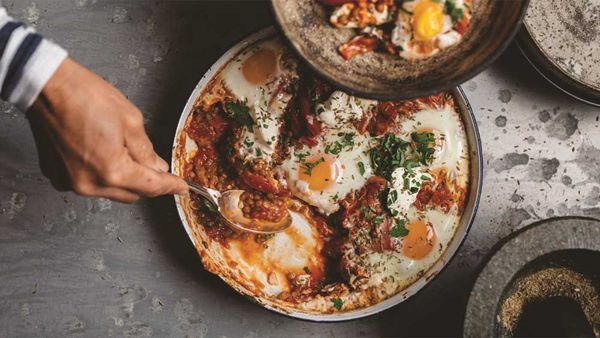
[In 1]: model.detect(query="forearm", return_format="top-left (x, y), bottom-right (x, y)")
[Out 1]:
top-left (0, 6), bottom-right (67, 111)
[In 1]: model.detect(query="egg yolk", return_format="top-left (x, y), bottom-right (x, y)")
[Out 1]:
top-left (299, 154), bottom-right (341, 191)
top-left (242, 48), bottom-right (277, 85)
top-left (412, 0), bottom-right (444, 41)
top-left (402, 219), bottom-right (437, 260)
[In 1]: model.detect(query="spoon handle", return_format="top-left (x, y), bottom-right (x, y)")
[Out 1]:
top-left (185, 179), bottom-right (219, 205)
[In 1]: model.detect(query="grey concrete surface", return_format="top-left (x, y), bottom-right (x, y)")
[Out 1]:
top-left (0, 1), bottom-right (599, 337)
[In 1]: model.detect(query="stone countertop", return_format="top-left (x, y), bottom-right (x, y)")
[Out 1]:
top-left (1, 1), bottom-right (599, 337)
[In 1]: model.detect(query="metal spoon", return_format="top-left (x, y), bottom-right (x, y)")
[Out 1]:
top-left (185, 179), bottom-right (292, 234)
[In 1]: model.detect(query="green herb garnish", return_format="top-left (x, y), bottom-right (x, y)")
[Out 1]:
top-left (390, 219), bottom-right (409, 237)
top-left (387, 189), bottom-right (398, 206)
top-left (360, 206), bottom-right (371, 217)
top-left (411, 132), bottom-right (436, 165)
top-left (444, 0), bottom-right (464, 23)
top-left (295, 151), bottom-right (310, 161)
top-left (358, 161), bottom-right (366, 176)
top-left (243, 137), bottom-right (254, 148)
top-left (332, 298), bottom-right (344, 310)
top-left (369, 133), bottom-right (410, 180)
top-left (325, 132), bottom-right (356, 155)
top-left (325, 141), bottom-right (343, 155)
top-left (331, 192), bottom-right (340, 202)
top-left (225, 101), bottom-right (254, 127)
top-left (303, 157), bottom-right (325, 175)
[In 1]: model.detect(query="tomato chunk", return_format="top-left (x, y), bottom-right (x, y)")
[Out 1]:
top-left (239, 171), bottom-right (279, 195)
top-left (339, 35), bottom-right (379, 60)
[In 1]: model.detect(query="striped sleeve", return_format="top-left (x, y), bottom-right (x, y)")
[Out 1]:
top-left (0, 7), bottom-right (67, 111)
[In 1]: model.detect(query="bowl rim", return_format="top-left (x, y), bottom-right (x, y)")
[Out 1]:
top-left (463, 216), bottom-right (600, 337)
top-left (171, 27), bottom-right (484, 322)
top-left (269, 0), bottom-right (530, 101)
top-left (516, 25), bottom-right (600, 107)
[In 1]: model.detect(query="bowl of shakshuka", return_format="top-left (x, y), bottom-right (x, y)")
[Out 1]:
top-left (172, 28), bottom-right (482, 321)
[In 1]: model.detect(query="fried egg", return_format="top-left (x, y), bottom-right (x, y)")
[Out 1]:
top-left (222, 39), bottom-right (298, 163)
top-left (224, 211), bottom-right (325, 296)
top-left (349, 206), bottom-right (456, 293)
top-left (282, 91), bottom-right (377, 215)
top-left (391, 0), bottom-right (469, 59)
top-left (399, 106), bottom-right (468, 185)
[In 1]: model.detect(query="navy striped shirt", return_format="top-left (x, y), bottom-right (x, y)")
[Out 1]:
top-left (0, 6), bottom-right (67, 111)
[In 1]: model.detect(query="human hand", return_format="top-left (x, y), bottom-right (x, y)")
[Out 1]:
top-left (28, 58), bottom-right (188, 203)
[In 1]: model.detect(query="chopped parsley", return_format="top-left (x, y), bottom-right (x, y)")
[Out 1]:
top-left (444, 0), bottom-right (464, 23)
top-left (325, 132), bottom-right (356, 155)
top-left (390, 219), bottom-right (409, 237)
top-left (369, 132), bottom-right (436, 180)
top-left (331, 192), bottom-right (340, 202)
top-left (242, 137), bottom-right (254, 148)
top-left (359, 206), bottom-right (387, 226)
top-left (331, 298), bottom-right (344, 310)
top-left (295, 151), bottom-right (310, 161)
top-left (411, 132), bottom-right (436, 165)
top-left (358, 161), bottom-right (366, 176)
top-left (387, 189), bottom-right (398, 205)
top-left (303, 157), bottom-right (325, 175)
top-left (369, 133), bottom-right (410, 180)
top-left (339, 132), bottom-right (355, 146)
top-left (224, 101), bottom-right (254, 127)
top-left (325, 141), bottom-right (343, 155)
top-left (360, 206), bottom-right (372, 217)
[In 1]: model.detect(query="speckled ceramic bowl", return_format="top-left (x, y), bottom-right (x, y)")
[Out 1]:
top-left (172, 28), bottom-right (483, 321)
top-left (464, 217), bottom-right (600, 337)
top-left (270, 0), bottom-right (529, 101)
top-left (517, 0), bottom-right (600, 107)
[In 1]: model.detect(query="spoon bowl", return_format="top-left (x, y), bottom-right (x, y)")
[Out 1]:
top-left (185, 179), bottom-right (292, 235)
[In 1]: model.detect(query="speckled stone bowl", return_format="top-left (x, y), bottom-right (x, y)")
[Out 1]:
top-left (271, 0), bottom-right (529, 100)
top-left (517, 0), bottom-right (600, 106)
top-left (464, 217), bottom-right (600, 337)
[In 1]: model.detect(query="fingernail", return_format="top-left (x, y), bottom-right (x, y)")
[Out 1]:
top-left (156, 157), bottom-right (169, 172)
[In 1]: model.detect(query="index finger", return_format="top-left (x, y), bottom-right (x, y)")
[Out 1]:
top-left (109, 156), bottom-right (188, 197)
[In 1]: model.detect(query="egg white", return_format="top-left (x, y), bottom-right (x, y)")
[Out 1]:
top-left (387, 166), bottom-right (432, 220)
top-left (398, 106), bottom-right (468, 186)
top-left (225, 211), bottom-right (324, 296)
